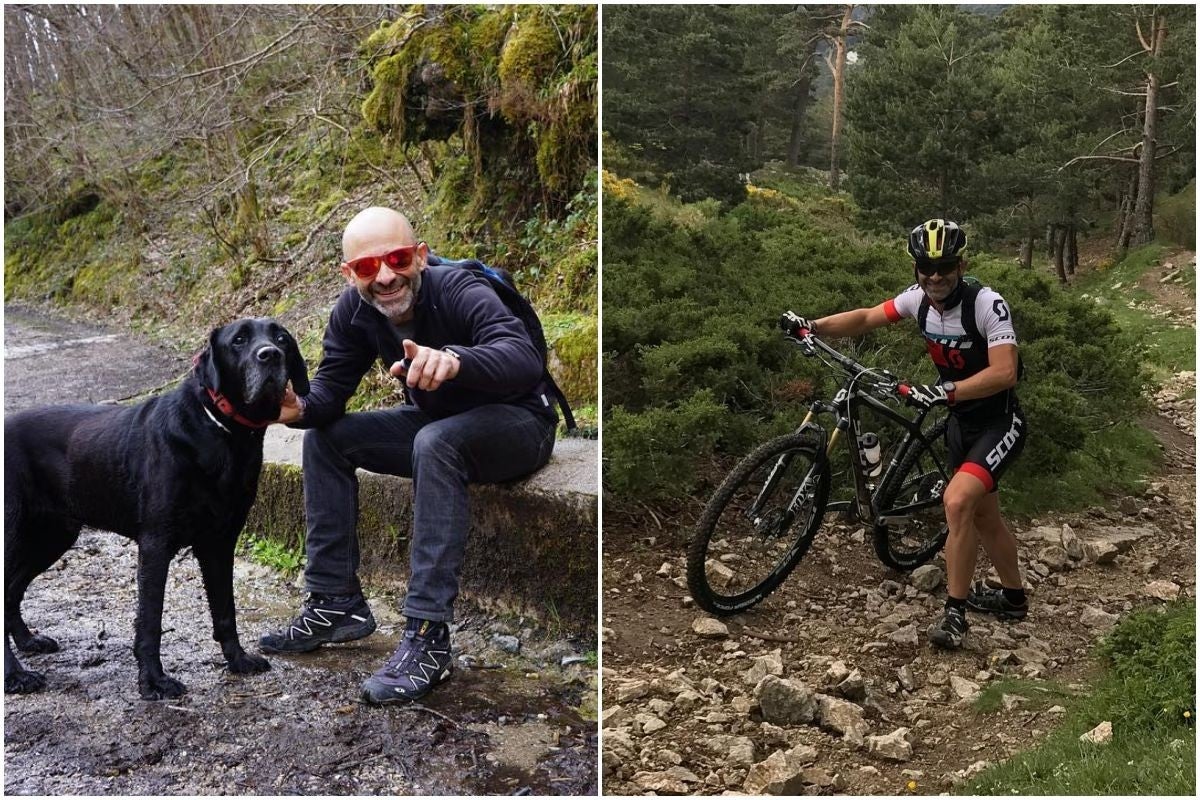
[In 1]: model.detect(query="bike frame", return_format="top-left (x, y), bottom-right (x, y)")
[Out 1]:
top-left (758, 335), bottom-right (951, 530)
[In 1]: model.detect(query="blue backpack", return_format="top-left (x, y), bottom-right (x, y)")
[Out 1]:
top-left (427, 253), bottom-right (577, 431)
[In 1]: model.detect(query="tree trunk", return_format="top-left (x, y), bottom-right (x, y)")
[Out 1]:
top-left (1066, 223), bottom-right (1078, 275)
top-left (786, 67), bottom-right (813, 168)
top-left (1131, 11), bottom-right (1167, 246)
top-left (1116, 167), bottom-right (1138, 253)
top-left (1053, 225), bottom-right (1067, 284)
top-left (827, 5), bottom-right (853, 192)
top-left (1020, 230), bottom-right (1034, 270)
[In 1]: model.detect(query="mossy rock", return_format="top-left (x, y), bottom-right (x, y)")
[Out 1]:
top-left (245, 462), bottom-right (596, 632)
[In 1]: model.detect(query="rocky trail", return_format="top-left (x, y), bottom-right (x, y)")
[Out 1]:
top-left (3, 304), bottom-right (597, 795)
top-left (600, 257), bottom-right (1195, 796)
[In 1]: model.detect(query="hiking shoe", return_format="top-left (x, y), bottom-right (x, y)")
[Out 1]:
top-left (259, 593), bottom-right (376, 654)
top-left (928, 606), bottom-right (969, 650)
top-left (361, 619), bottom-right (453, 705)
top-left (967, 581), bottom-right (1028, 620)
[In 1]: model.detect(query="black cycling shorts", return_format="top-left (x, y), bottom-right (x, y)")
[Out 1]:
top-left (945, 406), bottom-right (1027, 493)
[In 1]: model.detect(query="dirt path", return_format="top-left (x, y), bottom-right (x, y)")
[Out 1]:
top-left (3, 304), bottom-right (597, 795)
top-left (601, 274), bottom-right (1195, 795)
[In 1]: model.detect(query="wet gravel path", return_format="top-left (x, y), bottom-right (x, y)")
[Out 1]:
top-left (3, 304), bottom-right (598, 795)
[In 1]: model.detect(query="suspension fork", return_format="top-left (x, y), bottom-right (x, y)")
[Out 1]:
top-left (745, 404), bottom-right (827, 522)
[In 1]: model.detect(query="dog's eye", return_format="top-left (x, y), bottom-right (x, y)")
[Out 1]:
top-left (232, 334), bottom-right (247, 346)
top-left (276, 333), bottom-right (289, 345)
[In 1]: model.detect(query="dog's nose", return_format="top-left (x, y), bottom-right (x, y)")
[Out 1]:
top-left (256, 346), bottom-right (282, 364)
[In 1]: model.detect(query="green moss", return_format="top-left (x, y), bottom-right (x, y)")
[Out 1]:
top-left (547, 313), bottom-right (597, 410)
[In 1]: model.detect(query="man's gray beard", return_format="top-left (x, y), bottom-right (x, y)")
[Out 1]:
top-left (360, 271), bottom-right (421, 323)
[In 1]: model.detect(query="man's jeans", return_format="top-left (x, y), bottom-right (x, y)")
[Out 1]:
top-left (301, 404), bottom-right (556, 622)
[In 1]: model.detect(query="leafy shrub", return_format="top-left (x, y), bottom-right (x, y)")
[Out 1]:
top-left (604, 186), bottom-right (1151, 502)
top-left (1096, 600), bottom-right (1196, 730)
top-left (1155, 180), bottom-right (1195, 248)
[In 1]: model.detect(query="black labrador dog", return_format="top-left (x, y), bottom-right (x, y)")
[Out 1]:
top-left (4, 318), bottom-right (308, 700)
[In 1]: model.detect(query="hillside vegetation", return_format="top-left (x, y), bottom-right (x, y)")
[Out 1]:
top-left (603, 167), bottom-right (1169, 517)
top-left (4, 5), bottom-right (597, 428)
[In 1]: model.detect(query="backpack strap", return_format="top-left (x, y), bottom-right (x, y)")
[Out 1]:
top-left (958, 282), bottom-right (984, 348)
top-left (426, 253), bottom-right (577, 429)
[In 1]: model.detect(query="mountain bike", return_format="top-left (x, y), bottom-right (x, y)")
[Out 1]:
top-left (686, 313), bottom-right (952, 616)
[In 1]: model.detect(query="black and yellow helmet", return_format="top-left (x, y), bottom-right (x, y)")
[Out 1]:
top-left (908, 219), bottom-right (967, 263)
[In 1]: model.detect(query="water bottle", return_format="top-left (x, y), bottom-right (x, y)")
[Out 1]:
top-left (859, 432), bottom-right (882, 478)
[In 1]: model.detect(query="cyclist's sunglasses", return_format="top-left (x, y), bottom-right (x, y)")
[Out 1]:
top-left (915, 257), bottom-right (962, 277)
top-left (345, 244), bottom-right (423, 281)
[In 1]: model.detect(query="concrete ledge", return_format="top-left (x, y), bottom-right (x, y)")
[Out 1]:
top-left (247, 428), bottom-right (597, 632)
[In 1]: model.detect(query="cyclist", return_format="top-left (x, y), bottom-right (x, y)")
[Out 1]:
top-left (787, 219), bottom-right (1026, 649)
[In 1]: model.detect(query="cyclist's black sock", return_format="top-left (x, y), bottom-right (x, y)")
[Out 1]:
top-left (1002, 587), bottom-right (1027, 606)
top-left (945, 595), bottom-right (967, 612)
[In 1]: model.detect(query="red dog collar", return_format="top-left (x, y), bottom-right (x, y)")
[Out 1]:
top-left (192, 352), bottom-right (271, 430)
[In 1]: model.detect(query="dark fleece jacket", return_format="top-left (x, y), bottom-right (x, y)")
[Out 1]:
top-left (292, 265), bottom-right (557, 428)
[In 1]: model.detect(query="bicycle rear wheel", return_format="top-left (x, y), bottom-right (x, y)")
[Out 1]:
top-left (871, 420), bottom-right (949, 570)
top-left (687, 432), bottom-right (831, 616)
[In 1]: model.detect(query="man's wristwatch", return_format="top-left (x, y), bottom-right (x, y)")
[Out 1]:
top-left (941, 381), bottom-right (957, 406)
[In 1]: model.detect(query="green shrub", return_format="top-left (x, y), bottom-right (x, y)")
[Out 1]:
top-left (1155, 180), bottom-right (1195, 248)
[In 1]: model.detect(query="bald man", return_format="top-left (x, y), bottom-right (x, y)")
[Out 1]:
top-left (260, 207), bottom-right (558, 704)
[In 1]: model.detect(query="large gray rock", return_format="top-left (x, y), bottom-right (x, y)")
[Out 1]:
top-left (1060, 524), bottom-right (1084, 561)
top-left (705, 559), bottom-right (735, 589)
top-left (743, 649), bottom-right (784, 685)
top-left (888, 623), bottom-right (920, 647)
top-left (756, 675), bottom-right (818, 726)
top-left (633, 767), bottom-right (699, 794)
top-left (866, 727), bottom-right (914, 761)
top-left (1081, 526), bottom-right (1154, 564)
top-left (616, 679), bottom-right (650, 703)
top-left (837, 669), bottom-right (867, 701)
top-left (910, 564), bottom-right (944, 592)
top-left (602, 704), bottom-right (629, 729)
top-left (1143, 580), bottom-right (1181, 601)
top-left (1080, 721), bottom-right (1113, 745)
top-left (815, 694), bottom-right (869, 746)
top-left (1080, 605), bottom-right (1118, 631)
top-left (1084, 540), bottom-right (1121, 564)
top-left (742, 745), bottom-right (818, 795)
top-left (693, 617), bottom-right (730, 639)
top-left (949, 675), bottom-right (980, 701)
top-left (1037, 545), bottom-right (1070, 572)
top-left (705, 735), bottom-right (757, 766)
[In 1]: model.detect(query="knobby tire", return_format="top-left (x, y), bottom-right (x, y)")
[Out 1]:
top-left (871, 419), bottom-right (949, 570)
top-left (687, 432), bottom-right (831, 616)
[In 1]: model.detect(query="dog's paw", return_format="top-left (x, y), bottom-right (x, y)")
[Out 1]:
top-left (5, 669), bottom-right (47, 694)
top-left (138, 674), bottom-right (187, 700)
top-left (15, 634), bottom-right (60, 654)
top-left (227, 651), bottom-right (270, 674)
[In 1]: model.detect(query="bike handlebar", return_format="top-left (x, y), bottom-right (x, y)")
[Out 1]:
top-left (780, 310), bottom-right (902, 400)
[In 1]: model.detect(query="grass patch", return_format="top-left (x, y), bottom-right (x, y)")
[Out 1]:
top-left (973, 678), bottom-right (1074, 714)
top-left (1074, 243), bottom-right (1195, 381)
top-left (963, 601), bottom-right (1196, 795)
top-left (241, 533), bottom-right (305, 575)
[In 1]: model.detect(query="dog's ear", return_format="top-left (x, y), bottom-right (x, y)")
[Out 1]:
top-left (194, 327), bottom-right (224, 393)
top-left (283, 331), bottom-right (310, 396)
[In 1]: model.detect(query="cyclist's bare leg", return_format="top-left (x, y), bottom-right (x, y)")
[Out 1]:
top-left (942, 471), bottom-right (989, 600)
top-left (973, 491), bottom-right (1023, 589)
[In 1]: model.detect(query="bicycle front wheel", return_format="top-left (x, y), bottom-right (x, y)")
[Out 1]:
top-left (871, 420), bottom-right (949, 570)
top-left (687, 433), bottom-right (831, 616)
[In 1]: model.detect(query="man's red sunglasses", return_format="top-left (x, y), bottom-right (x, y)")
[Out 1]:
top-left (345, 244), bottom-right (422, 280)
